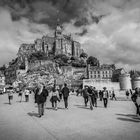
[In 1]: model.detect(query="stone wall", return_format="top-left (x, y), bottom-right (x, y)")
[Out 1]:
top-left (83, 79), bottom-right (120, 91)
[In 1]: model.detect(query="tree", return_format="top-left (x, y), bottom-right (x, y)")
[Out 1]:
top-left (87, 56), bottom-right (100, 67)
top-left (54, 54), bottom-right (69, 63)
top-left (80, 52), bottom-right (88, 58)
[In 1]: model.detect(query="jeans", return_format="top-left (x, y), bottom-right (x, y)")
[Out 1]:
top-left (134, 102), bottom-right (140, 115)
top-left (94, 98), bottom-right (97, 107)
top-left (84, 96), bottom-right (88, 106)
top-left (89, 96), bottom-right (94, 110)
top-left (52, 100), bottom-right (57, 109)
top-left (63, 97), bottom-right (68, 108)
top-left (103, 98), bottom-right (108, 108)
top-left (38, 103), bottom-right (44, 116)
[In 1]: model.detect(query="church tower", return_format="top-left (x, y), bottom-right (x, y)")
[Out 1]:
top-left (55, 21), bottom-right (63, 38)
top-left (54, 15), bottom-right (63, 55)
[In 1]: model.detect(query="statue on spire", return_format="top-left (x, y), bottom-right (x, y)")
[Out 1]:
top-left (55, 10), bottom-right (63, 38)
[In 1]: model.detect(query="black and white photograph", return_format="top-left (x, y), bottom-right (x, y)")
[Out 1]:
top-left (0, 0), bottom-right (140, 140)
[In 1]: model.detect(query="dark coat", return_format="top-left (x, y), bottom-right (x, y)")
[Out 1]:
top-left (35, 88), bottom-right (48, 104)
top-left (131, 92), bottom-right (138, 102)
top-left (82, 89), bottom-right (89, 97)
top-left (61, 87), bottom-right (69, 97)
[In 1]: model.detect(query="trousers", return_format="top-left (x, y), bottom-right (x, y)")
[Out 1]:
top-left (38, 103), bottom-right (44, 116)
top-left (103, 98), bottom-right (108, 108)
top-left (63, 97), bottom-right (68, 108)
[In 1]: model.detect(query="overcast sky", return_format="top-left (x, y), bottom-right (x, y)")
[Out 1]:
top-left (0, 0), bottom-right (140, 71)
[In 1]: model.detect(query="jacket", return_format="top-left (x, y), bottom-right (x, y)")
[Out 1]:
top-left (131, 92), bottom-right (138, 103)
top-left (82, 89), bottom-right (89, 97)
top-left (35, 88), bottom-right (48, 104)
top-left (61, 87), bottom-right (69, 97)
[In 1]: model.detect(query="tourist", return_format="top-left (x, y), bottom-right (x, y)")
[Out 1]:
top-left (18, 90), bottom-right (23, 102)
top-left (99, 90), bottom-right (103, 101)
top-left (131, 87), bottom-right (140, 116)
top-left (82, 85), bottom-right (89, 107)
top-left (24, 88), bottom-right (30, 102)
top-left (111, 90), bottom-right (117, 100)
top-left (125, 90), bottom-right (130, 99)
top-left (76, 88), bottom-right (82, 96)
top-left (35, 83), bottom-right (47, 117)
top-left (58, 86), bottom-right (62, 100)
top-left (93, 87), bottom-right (98, 107)
top-left (50, 87), bottom-right (60, 110)
top-left (43, 85), bottom-right (49, 103)
top-left (8, 88), bottom-right (13, 105)
top-left (102, 87), bottom-right (109, 108)
top-left (61, 83), bottom-right (70, 109)
top-left (88, 86), bottom-right (94, 110)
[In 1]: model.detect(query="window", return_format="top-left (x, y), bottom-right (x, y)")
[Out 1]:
top-left (94, 75), bottom-right (96, 78)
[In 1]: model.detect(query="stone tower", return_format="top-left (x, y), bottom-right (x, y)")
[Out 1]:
top-left (131, 77), bottom-right (140, 89)
top-left (119, 73), bottom-right (132, 90)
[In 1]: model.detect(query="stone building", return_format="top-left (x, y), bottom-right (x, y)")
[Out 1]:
top-left (17, 23), bottom-right (82, 67)
top-left (0, 71), bottom-right (5, 86)
top-left (88, 64), bottom-right (115, 81)
top-left (17, 24), bottom-right (83, 72)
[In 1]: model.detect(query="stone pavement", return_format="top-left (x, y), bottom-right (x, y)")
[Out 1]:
top-left (0, 93), bottom-right (140, 140)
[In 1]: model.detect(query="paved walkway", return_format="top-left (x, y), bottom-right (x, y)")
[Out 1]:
top-left (0, 93), bottom-right (139, 140)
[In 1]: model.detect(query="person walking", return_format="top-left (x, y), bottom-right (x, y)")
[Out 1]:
top-left (131, 87), bottom-right (140, 116)
top-left (18, 90), bottom-right (23, 102)
top-left (24, 88), bottom-right (30, 102)
top-left (111, 90), bottom-right (117, 100)
top-left (61, 83), bottom-right (70, 109)
top-left (35, 83), bottom-right (47, 118)
top-left (99, 90), bottom-right (103, 101)
top-left (126, 90), bottom-right (130, 99)
top-left (82, 86), bottom-right (89, 107)
top-left (102, 87), bottom-right (109, 108)
top-left (50, 87), bottom-right (60, 110)
top-left (88, 86), bottom-right (94, 110)
top-left (93, 87), bottom-right (98, 107)
top-left (8, 89), bottom-right (13, 105)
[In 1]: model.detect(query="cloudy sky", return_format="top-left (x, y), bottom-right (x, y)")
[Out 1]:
top-left (0, 0), bottom-right (140, 70)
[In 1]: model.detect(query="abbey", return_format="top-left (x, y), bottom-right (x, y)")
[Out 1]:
top-left (17, 23), bottom-right (83, 65)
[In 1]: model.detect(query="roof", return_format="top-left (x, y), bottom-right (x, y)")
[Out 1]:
top-left (90, 66), bottom-right (114, 71)
top-left (113, 68), bottom-right (126, 74)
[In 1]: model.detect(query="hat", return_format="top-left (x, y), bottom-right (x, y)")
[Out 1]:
top-left (103, 87), bottom-right (107, 89)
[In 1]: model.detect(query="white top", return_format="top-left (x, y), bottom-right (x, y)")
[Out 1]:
top-left (25, 90), bottom-right (29, 95)
top-left (103, 90), bottom-right (108, 98)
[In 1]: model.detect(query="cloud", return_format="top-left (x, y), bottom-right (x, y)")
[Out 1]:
top-left (0, 8), bottom-right (52, 65)
top-left (78, 2), bottom-right (140, 70)
top-left (0, 0), bottom-right (140, 71)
